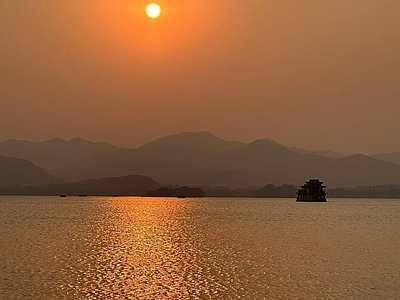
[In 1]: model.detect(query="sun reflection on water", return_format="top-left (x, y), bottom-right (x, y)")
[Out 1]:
top-left (67, 197), bottom-right (242, 299)
top-left (1, 197), bottom-right (399, 299)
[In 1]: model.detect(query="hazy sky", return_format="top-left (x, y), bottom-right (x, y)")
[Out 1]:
top-left (1, 0), bottom-right (399, 154)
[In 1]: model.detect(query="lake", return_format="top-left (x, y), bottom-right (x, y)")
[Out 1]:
top-left (0, 197), bottom-right (399, 299)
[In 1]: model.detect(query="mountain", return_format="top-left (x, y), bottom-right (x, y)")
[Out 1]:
top-left (53, 133), bottom-right (400, 188)
top-left (2, 132), bottom-right (399, 188)
top-left (372, 153), bottom-right (400, 166)
top-left (0, 138), bottom-right (120, 175)
top-left (139, 131), bottom-right (245, 152)
top-left (54, 132), bottom-right (244, 181)
top-left (289, 147), bottom-right (346, 158)
top-left (250, 138), bottom-right (347, 158)
top-left (201, 140), bottom-right (400, 187)
top-left (0, 175), bottom-right (161, 196)
top-left (0, 155), bottom-right (57, 187)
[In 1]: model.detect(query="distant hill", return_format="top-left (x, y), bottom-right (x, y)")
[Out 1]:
top-left (54, 132), bottom-right (243, 181)
top-left (52, 132), bottom-right (400, 188)
top-left (372, 153), bottom-right (400, 166)
top-left (289, 147), bottom-right (346, 158)
top-left (139, 131), bottom-right (245, 152)
top-left (202, 140), bottom-right (400, 187)
top-left (0, 155), bottom-right (57, 187)
top-left (2, 132), bottom-right (399, 188)
top-left (0, 138), bottom-right (120, 175)
top-left (0, 175), bottom-right (161, 196)
top-left (253, 138), bottom-right (347, 158)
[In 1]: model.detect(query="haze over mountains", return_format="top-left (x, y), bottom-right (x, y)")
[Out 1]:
top-left (0, 138), bottom-right (119, 175)
top-left (0, 155), bottom-right (57, 187)
top-left (371, 153), bottom-right (400, 167)
top-left (1, 131), bottom-right (400, 189)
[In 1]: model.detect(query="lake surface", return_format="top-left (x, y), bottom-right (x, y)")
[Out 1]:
top-left (0, 197), bottom-right (399, 299)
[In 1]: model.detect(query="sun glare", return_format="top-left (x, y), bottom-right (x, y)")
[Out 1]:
top-left (146, 3), bottom-right (161, 19)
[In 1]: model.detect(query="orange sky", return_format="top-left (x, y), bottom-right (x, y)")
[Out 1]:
top-left (1, 0), bottom-right (400, 153)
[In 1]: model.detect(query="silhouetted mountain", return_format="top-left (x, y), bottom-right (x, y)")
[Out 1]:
top-left (252, 138), bottom-right (347, 158)
top-left (0, 155), bottom-right (57, 187)
top-left (53, 132), bottom-right (234, 181)
top-left (211, 141), bottom-right (400, 187)
top-left (0, 138), bottom-right (120, 174)
top-left (372, 153), bottom-right (400, 166)
top-left (0, 175), bottom-right (161, 196)
top-left (289, 147), bottom-right (346, 158)
top-left (53, 133), bottom-right (400, 188)
top-left (139, 131), bottom-right (245, 152)
top-left (55, 140), bottom-right (218, 183)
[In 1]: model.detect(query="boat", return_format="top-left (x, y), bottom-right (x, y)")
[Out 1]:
top-left (60, 195), bottom-right (67, 198)
top-left (296, 179), bottom-right (327, 202)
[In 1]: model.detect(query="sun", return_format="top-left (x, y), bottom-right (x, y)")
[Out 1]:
top-left (146, 3), bottom-right (161, 19)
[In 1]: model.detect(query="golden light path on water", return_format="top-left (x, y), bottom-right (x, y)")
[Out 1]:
top-left (69, 197), bottom-right (244, 299)
top-left (0, 197), bottom-right (399, 299)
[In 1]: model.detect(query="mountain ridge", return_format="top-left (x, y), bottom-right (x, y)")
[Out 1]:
top-left (138, 131), bottom-right (246, 152)
top-left (0, 137), bottom-right (120, 173)
top-left (371, 152), bottom-right (400, 166)
top-left (0, 154), bottom-right (58, 187)
top-left (1, 132), bottom-right (399, 188)
top-left (50, 133), bottom-right (400, 188)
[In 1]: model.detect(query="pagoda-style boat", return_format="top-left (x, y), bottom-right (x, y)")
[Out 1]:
top-left (296, 179), bottom-right (327, 202)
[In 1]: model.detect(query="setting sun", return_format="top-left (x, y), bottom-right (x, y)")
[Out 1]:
top-left (146, 3), bottom-right (161, 19)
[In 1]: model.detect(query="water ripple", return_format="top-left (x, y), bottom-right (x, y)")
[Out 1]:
top-left (0, 197), bottom-right (399, 299)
